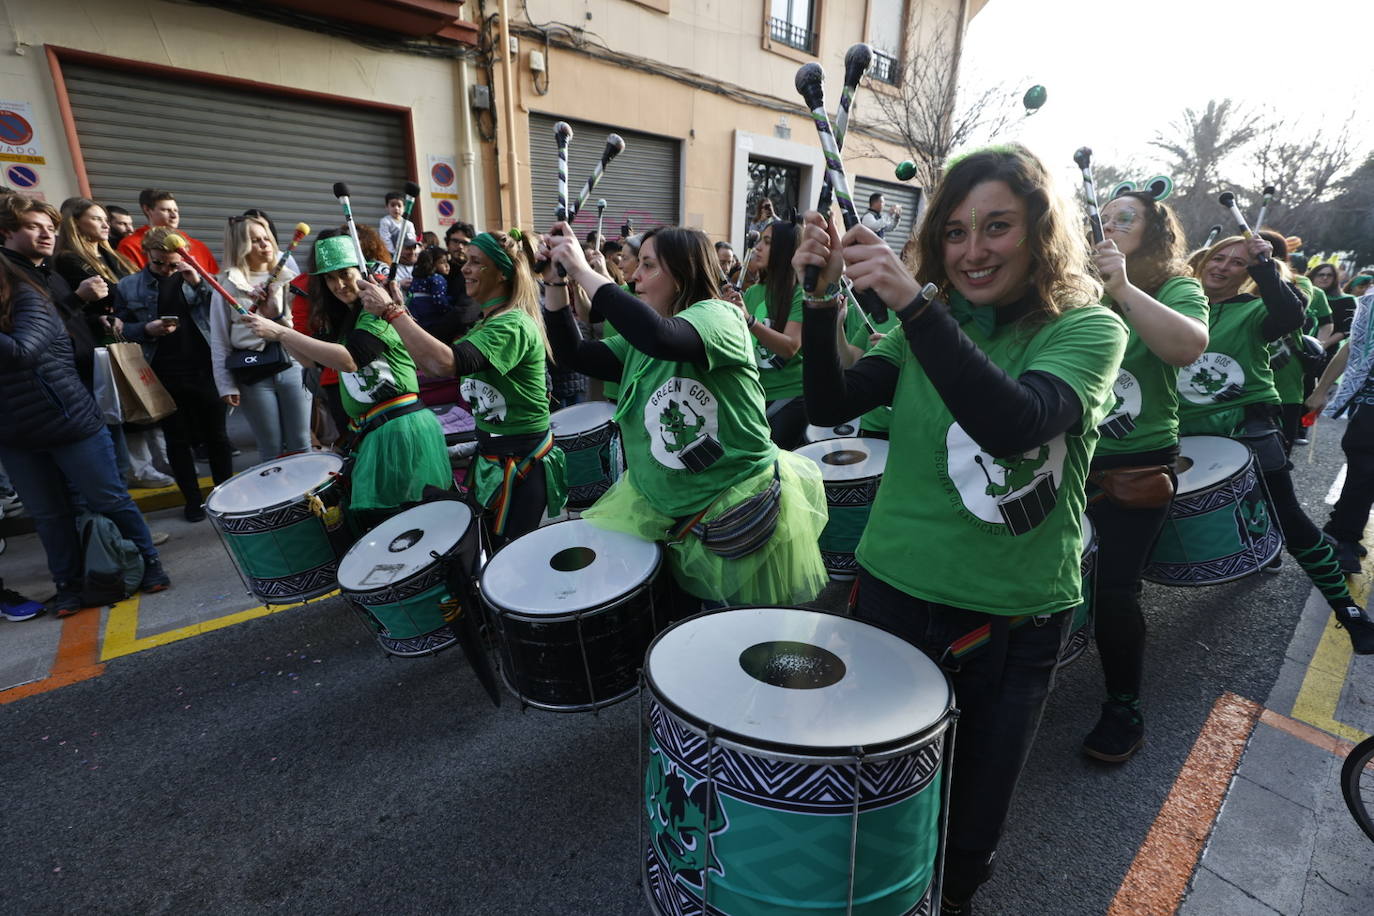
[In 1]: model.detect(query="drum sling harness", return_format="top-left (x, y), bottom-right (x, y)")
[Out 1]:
top-left (476, 430), bottom-right (559, 537)
top-left (342, 392), bottom-right (426, 453)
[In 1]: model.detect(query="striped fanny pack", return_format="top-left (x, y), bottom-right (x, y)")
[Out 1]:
top-left (669, 462), bottom-right (781, 560)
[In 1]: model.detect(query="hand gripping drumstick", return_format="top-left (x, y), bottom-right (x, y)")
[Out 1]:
top-left (816, 44), bottom-right (874, 217)
top-left (1254, 185), bottom-right (1277, 232)
top-left (386, 181), bottom-right (423, 285)
top-left (1219, 191), bottom-right (1271, 263)
top-left (796, 63), bottom-right (861, 292)
top-left (332, 182), bottom-right (368, 275)
top-left (571, 134), bottom-right (626, 219)
top-left (1073, 147), bottom-right (1105, 245)
top-left (162, 235), bottom-right (247, 315)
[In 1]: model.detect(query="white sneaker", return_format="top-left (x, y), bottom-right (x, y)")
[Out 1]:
top-left (0, 489), bottom-right (23, 517)
top-left (128, 474), bottom-right (175, 490)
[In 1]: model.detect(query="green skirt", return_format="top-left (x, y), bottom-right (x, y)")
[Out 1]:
top-left (350, 408), bottom-right (453, 510)
top-left (583, 450), bottom-right (829, 606)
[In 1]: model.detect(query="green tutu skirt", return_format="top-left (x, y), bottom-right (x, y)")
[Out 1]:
top-left (583, 450), bottom-right (829, 606)
top-left (349, 408), bottom-right (453, 510)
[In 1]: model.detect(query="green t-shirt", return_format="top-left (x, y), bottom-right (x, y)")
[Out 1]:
top-left (337, 311), bottom-right (421, 418)
top-left (1095, 276), bottom-right (1209, 455)
top-left (742, 283), bottom-right (805, 399)
top-left (1270, 277), bottom-right (1329, 404)
top-left (844, 301), bottom-right (900, 433)
top-left (855, 300), bottom-right (1127, 616)
top-left (601, 319), bottom-right (622, 400)
top-left (604, 299), bottom-right (776, 518)
top-left (458, 307), bottom-right (550, 436)
top-left (1177, 294), bottom-right (1281, 432)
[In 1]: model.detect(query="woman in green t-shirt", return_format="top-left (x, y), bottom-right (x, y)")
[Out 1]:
top-left (795, 144), bottom-right (1127, 913)
top-left (1082, 190), bottom-right (1209, 763)
top-left (1183, 235), bottom-right (1374, 653)
top-left (241, 232), bottom-right (452, 531)
top-left (740, 220), bottom-right (808, 448)
top-left (359, 228), bottom-right (565, 547)
top-left (539, 223), bottom-right (828, 608)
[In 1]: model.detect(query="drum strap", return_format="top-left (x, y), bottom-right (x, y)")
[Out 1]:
top-left (342, 393), bottom-right (426, 452)
top-left (479, 430), bottom-right (556, 536)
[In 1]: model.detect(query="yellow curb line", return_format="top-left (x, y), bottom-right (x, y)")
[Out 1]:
top-left (100, 590), bottom-right (339, 661)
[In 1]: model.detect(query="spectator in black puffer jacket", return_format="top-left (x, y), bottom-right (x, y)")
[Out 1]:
top-left (0, 196), bottom-right (170, 616)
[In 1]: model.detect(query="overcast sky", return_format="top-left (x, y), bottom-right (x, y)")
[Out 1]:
top-left (961, 0), bottom-right (1369, 187)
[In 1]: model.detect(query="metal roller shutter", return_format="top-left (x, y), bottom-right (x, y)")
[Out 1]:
top-left (529, 113), bottom-right (680, 239)
top-left (852, 175), bottom-right (922, 254)
top-left (62, 63), bottom-right (412, 261)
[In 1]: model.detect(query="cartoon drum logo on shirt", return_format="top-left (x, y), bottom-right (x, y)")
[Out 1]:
top-left (645, 377), bottom-right (723, 471)
top-left (946, 423), bottom-right (1067, 535)
top-left (341, 358), bottom-right (397, 405)
top-left (1179, 353), bottom-right (1245, 405)
top-left (1098, 369), bottom-right (1143, 439)
top-left (461, 378), bottom-right (507, 423)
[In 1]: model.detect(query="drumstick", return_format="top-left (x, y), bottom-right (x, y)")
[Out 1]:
top-left (1218, 191), bottom-right (1271, 263)
top-left (552, 122), bottom-right (574, 278)
top-left (595, 198), bottom-right (607, 245)
top-left (332, 182), bottom-right (367, 274)
top-left (265, 222), bottom-right (310, 291)
top-left (841, 277), bottom-right (879, 336)
top-left (162, 235), bottom-right (247, 315)
top-left (816, 44), bottom-right (873, 217)
top-left (570, 134), bottom-right (626, 219)
top-left (1204, 224), bottom-right (1222, 249)
top-left (1254, 184), bottom-right (1277, 232)
top-left (1073, 147), bottom-right (1105, 244)
top-left (796, 63), bottom-right (861, 292)
top-left (386, 181), bottom-right (423, 284)
top-left (733, 228), bottom-right (760, 292)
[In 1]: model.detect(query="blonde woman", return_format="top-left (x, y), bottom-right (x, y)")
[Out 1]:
top-left (209, 215), bottom-right (310, 462)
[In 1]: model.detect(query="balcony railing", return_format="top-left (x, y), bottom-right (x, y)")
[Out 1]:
top-left (872, 49), bottom-right (900, 85)
top-left (769, 17), bottom-right (816, 55)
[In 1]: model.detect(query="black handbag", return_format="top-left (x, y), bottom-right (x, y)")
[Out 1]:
top-left (226, 340), bottom-right (291, 384)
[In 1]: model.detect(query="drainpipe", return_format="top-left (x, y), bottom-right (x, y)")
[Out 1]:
top-left (455, 59), bottom-right (483, 223)
top-left (497, 0), bottom-right (522, 225)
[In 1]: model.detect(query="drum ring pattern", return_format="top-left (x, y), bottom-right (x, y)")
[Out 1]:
top-left (249, 562), bottom-right (340, 600)
top-left (649, 700), bottom-right (943, 814)
top-left (1144, 467), bottom-right (1285, 585)
top-left (643, 843), bottom-right (932, 916)
top-left (215, 500), bottom-right (316, 534)
top-left (347, 561), bottom-right (451, 607)
top-left (825, 479), bottom-right (880, 507)
top-left (377, 624), bottom-right (459, 657)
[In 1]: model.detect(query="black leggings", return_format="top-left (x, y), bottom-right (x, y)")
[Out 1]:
top-left (765, 397), bottom-right (808, 451)
top-left (477, 430), bottom-right (550, 551)
top-left (159, 376), bottom-right (233, 505)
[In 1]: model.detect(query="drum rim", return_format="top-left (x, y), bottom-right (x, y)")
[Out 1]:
top-left (644, 606), bottom-right (955, 760)
top-left (478, 520), bottom-right (663, 618)
top-left (205, 453), bottom-right (343, 518)
top-left (336, 502), bottom-right (476, 593)
top-left (795, 436), bottom-right (889, 481)
top-left (549, 400), bottom-right (617, 433)
top-left (1174, 435), bottom-right (1255, 494)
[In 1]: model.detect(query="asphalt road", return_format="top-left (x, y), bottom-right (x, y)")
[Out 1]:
top-left (0, 428), bottom-right (1344, 915)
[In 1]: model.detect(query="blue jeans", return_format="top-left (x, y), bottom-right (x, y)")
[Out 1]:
top-left (0, 427), bottom-right (159, 589)
top-left (238, 363), bottom-right (312, 462)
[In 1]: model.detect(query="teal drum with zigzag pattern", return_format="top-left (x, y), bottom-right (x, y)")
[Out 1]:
top-left (795, 438), bottom-right (888, 580)
top-left (550, 401), bottom-right (623, 511)
top-left (1144, 436), bottom-right (1282, 586)
top-left (643, 607), bottom-right (954, 916)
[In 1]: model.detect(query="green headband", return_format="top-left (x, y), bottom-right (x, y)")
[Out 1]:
top-left (471, 232), bottom-right (515, 280)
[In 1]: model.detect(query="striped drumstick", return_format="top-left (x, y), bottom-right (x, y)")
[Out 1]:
top-left (163, 235), bottom-right (247, 315)
top-left (1073, 147), bottom-right (1104, 244)
top-left (796, 63), bottom-right (861, 293)
top-left (817, 44), bottom-right (873, 216)
top-left (595, 198), bottom-right (607, 245)
top-left (387, 181), bottom-right (422, 284)
top-left (571, 134), bottom-right (626, 219)
top-left (267, 222), bottom-right (310, 288)
top-left (1204, 225), bottom-right (1222, 249)
top-left (1254, 185), bottom-right (1277, 232)
top-left (332, 182), bottom-right (367, 274)
top-left (553, 121), bottom-right (574, 277)
top-left (1219, 191), bottom-right (1270, 263)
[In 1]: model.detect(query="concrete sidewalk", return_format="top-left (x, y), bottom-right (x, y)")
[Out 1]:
top-left (1180, 575), bottom-right (1374, 914)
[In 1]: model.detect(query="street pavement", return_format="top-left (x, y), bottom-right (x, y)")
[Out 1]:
top-left (1, 415), bottom-right (1371, 915)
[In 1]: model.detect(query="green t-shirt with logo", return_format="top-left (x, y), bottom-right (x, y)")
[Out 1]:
top-left (844, 301), bottom-right (900, 433)
top-left (604, 299), bottom-right (776, 518)
top-left (337, 311), bottom-right (421, 418)
top-left (458, 307), bottom-right (550, 436)
top-left (1177, 294), bottom-right (1281, 433)
top-left (855, 301), bottom-right (1126, 616)
top-left (742, 283), bottom-right (805, 400)
top-left (1270, 277), bottom-right (1329, 404)
top-left (1096, 276), bottom-right (1209, 455)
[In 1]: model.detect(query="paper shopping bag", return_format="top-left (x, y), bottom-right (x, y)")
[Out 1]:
top-left (106, 341), bottom-right (176, 424)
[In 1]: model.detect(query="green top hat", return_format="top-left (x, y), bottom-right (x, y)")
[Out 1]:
top-left (311, 235), bottom-right (360, 275)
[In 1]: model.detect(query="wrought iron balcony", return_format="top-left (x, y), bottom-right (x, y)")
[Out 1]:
top-left (769, 17), bottom-right (816, 54)
top-left (872, 49), bottom-right (900, 85)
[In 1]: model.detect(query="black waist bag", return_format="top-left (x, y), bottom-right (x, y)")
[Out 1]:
top-left (690, 462), bottom-right (782, 560)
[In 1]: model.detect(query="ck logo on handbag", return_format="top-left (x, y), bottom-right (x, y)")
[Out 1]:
top-left (242, 354), bottom-right (259, 364)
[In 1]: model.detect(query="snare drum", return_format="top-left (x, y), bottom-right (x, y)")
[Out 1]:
top-left (1144, 436), bottom-right (1283, 586)
top-left (206, 453), bottom-right (351, 603)
top-left (337, 500), bottom-right (479, 657)
top-left (794, 437), bottom-right (889, 579)
top-left (644, 607), bottom-right (954, 916)
top-left (550, 401), bottom-right (623, 510)
top-left (1060, 513), bottom-right (1097, 666)
top-left (480, 519), bottom-right (666, 711)
top-left (804, 419), bottom-right (862, 444)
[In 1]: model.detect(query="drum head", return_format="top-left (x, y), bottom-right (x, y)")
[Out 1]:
top-left (794, 437), bottom-right (889, 481)
top-left (804, 420), bottom-right (861, 443)
top-left (1176, 436), bottom-right (1252, 494)
top-left (337, 501), bottom-right (474, 590)
top-left (550, 400), bottom-right (616, 436)
top-left (206, 453), bottom-right (342, 515)
top-left (648, 607), bottom-right (950, 753)
top-left (1082, 513), bottom-right (1096, 555)
top-left (481, 519), bottom-right (660, 615)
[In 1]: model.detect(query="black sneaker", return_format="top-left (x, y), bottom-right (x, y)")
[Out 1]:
top-left (140, 559), bottom-right (171, 594)
top-left (48, 589), bottom-right (83, 618)
top-left (941, 896), bottom-right (973, 916)
top-left (1335, 606), bottom-right (1374, 655)
top-left (1083, 701), bottom-right (1145, 762)
top-left (184, 503), bottom-right (206, 523)
top-left (1336, 541), bottom-right (1363, 575)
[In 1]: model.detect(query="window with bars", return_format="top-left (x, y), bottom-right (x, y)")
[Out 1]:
top-left (872, 49), bottom-right (900, 85)
top-left (769, 0), bottom-right (816, 54)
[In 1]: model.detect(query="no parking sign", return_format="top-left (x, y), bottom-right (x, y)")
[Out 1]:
top-left (0, 100), bottom-right (45, 164)
top-left (428, 154), bottom-right (458, 200)
top-left (5, 163), bottom-right (39, 190)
